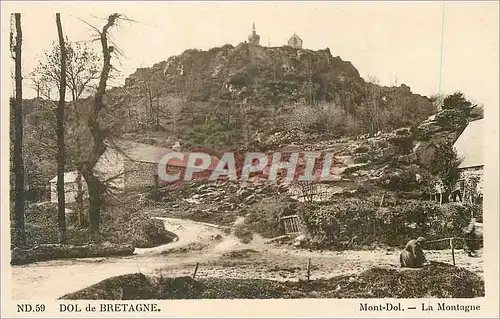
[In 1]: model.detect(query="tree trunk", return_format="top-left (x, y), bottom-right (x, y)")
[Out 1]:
top-left (12, 13), bottom-right (25, 248)
top-left (75, 164), bottom-right (86, 227)
top-left (148, 86), bottom-right (153, 125)
top-left (155, 94), bottom-right (160, 129)
top-left (81, 172), bottom-right (102, 241)
top-left (72, 90), bottom-right (87, 228)
top-left (56, 13), bottom-right (67, 244)
top-left (81, 14), bottom-right (119, 241)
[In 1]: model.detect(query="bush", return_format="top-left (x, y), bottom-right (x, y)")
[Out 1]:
top-left (21, 203), bottom-right (90, 248)
top-left (435, 109), bottom-right (468, 131)
top-left (101, 201), bottom-right (177, 248)
top-left (20, 196), bottom-right (176, 250)
top-left (60, 273), bottom-right (156, 300)
top-left (235, 198), bottom-right (294, 242)
top-left (298, 198), bottom-right (477, 250)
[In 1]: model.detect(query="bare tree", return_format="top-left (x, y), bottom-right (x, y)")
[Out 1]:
top-left (139, 72), bottom-right (166, 130)
top-left (30, 75), bottom-right (44, 99)
top-left (11, 13), bottom-right (25, 247)
top-left (80, 13), bottom-right (121, 241)
top-left (55, 13), bottom-right (68, 243)
top-left (66, 43), bottom-right (100, 228)
top-left (32, 37), bottom-right (100, 228)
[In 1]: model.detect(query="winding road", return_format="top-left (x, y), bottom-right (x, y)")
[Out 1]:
top-left (10, 217), bottom-right (484, 300)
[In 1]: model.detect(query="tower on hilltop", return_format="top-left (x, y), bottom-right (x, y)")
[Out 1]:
top-left (248, 22), bottom-right (260, 45)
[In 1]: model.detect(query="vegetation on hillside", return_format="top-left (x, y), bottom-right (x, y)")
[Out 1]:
top-left (92, 43), bottom-right (437, 150)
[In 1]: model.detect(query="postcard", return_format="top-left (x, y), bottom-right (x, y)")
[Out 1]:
top-left (2, 1), bottom-right (498, 318)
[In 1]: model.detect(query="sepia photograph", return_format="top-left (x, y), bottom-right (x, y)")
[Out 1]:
top-left (1, 1), bottom-right (498, 317)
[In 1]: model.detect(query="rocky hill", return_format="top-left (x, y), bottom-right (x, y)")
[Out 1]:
top-left (100, 42), bottom-right (435, 150)
top-left (23, 43), bottom-right (482, 201)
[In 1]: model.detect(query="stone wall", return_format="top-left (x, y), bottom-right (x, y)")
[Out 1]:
top-left (123, 160), bottom-right (158, 191)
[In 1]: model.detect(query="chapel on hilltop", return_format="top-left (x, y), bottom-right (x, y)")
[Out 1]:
top-left (248, 22), bottom-right (260, 45)
top-left (246, 23), bottom-right (304, 49)
top-left (288, 33), bottom-right (303, 49)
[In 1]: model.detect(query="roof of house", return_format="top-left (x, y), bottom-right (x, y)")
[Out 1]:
top-left (453, 119), bottom-right (483, 169)
top-left (49, 171), bottom-right (79, 183)
top-left (111, 140), bottom-right (172, 164)
top-left (110, 139), bottom-right (220, 170)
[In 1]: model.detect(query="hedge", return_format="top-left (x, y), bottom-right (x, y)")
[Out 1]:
top-left (298, 198), bottom-right (480, 250)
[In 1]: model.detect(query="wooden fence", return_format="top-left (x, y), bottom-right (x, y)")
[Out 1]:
top-left (281, 215), bottom-right (301, 234)
top-left (426, 236), bottom-right (483, 266)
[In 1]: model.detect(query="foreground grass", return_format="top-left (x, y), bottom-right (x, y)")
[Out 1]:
top-left (60, 262), bottom-right (484, 299)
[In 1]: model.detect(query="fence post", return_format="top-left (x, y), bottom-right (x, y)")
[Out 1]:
top-left (449, 238), bottom-right (455, 266)
top-left (307, 258), bottom-right (311, 281)
top-left (192, 262), bottom-right (199, 279)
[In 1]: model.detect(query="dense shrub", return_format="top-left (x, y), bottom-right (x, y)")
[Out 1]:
top-left (234, 197), bottom-right (295, 242)
top-left (435, 108), bottom-right (468, 132)
top-left (22, 203), bottom-right (90, 248)
top-left (21, 197), bottom-right (175, 250)
top-left (298, 198), bottom-right (478, 250)
top-left (59, 273), bottom-right (156, 300)
top-left (101, 201), bottom-right (177, 248)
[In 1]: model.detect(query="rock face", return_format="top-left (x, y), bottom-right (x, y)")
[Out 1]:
top-left (125, 43), bottom-right (365, 104)
top-left (110, 42), bottom-right (434, 149)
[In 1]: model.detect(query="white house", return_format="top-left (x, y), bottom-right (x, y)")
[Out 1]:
top-left (452, 119), bottom-right (483, 203)
top-left (49, 171), bottom-right (87, 203)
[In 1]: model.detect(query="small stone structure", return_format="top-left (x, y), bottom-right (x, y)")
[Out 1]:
top-left (288, 33), bottom-right (303, 49)
top-left (94, 140), bottom-right (219, 192)
top-left (49, 140), bottom-right (220, 198)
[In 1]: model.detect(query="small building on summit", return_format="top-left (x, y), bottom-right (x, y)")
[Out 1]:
top-left (288, 33), bottom-right (303, 49)
top-left (248, 22), bottom-right (260, 45)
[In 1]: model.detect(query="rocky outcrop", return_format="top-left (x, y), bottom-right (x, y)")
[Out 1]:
top-left (115, 43), bottom-right (433, 144)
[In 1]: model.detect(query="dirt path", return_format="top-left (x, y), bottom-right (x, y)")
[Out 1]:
top-left (10, 217), bottom-right (483, 300)
top-left (11, 217), bottom-right (226, 300)
top-left (134, 217), bottom-right (225, 255)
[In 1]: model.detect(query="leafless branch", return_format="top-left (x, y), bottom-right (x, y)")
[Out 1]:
top-left (76, 17), bottom-right (101, 34)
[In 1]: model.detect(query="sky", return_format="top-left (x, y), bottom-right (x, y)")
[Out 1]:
top-left (2, 1), bottom-right (499, 109)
